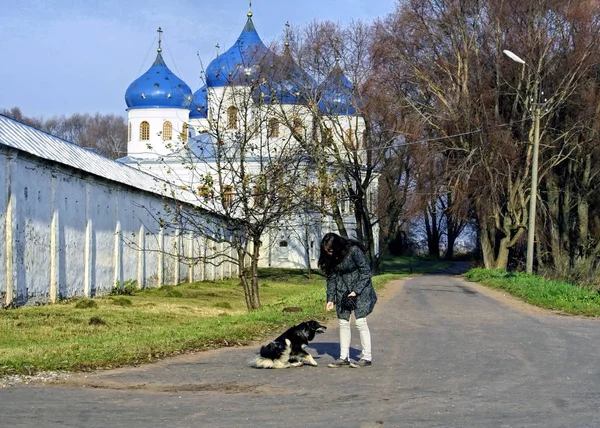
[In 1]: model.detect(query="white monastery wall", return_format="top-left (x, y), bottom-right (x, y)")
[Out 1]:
top-left (0, 146), bottom-right (234, 308)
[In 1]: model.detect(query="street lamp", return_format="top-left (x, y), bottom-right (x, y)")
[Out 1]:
top-left (503, 49), bottom-right (541, 274)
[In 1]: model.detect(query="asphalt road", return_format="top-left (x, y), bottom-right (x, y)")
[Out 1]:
top-left (2, 275), bottom-right (600, 428)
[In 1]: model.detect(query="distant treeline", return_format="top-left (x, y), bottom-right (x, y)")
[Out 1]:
top-left (1, 107), bottom-right (127, 160)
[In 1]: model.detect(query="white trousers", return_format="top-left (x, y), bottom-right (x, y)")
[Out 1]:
top-left (338, 316), bottom-right (372, 361)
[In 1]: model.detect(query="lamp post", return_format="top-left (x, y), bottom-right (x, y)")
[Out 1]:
top-left (503, 49), bottom-right (541, 274)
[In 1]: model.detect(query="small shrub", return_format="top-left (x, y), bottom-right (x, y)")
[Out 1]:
top-left (110, 279), bottom-right (137, 296)
top-left (74, 299), bottom-right (97, 309)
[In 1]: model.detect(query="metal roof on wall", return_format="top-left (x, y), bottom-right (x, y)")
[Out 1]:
top-left (0, 114), bottom-right (194, 204)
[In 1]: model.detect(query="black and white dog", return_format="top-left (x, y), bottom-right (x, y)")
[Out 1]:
top-left (251, 320), bottom-right (327, 369)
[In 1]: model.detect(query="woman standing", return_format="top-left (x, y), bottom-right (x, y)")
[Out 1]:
top-left (318, 233), bottom-right (377, 368)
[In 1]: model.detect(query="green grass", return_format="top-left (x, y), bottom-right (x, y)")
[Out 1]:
top-left (465, 268), bottom-right (600, 316)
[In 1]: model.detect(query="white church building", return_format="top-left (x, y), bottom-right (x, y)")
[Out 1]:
top-left (119, 9), bottom-right (379, 270)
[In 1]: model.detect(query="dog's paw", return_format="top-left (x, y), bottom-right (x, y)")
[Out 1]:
top-left (290, 361), bottom-right (304, 367)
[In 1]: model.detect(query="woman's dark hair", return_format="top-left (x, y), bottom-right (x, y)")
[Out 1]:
top-left (318, 233), bottom-right (366, 274)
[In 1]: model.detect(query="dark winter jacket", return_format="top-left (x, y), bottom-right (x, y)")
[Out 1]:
top-left (326, 245), bottom-right (377, 321)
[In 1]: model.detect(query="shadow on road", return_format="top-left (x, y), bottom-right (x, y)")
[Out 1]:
top-left (309, 342), bottom-right (363, 361)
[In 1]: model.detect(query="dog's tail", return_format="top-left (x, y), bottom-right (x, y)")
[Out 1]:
top-left (250, 339), bottom-right (292, 369)
top-left (251, 355), bottom-right (280, 369)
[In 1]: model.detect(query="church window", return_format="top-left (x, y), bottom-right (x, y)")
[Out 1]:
top-left (227, 106), bottom-right (239, 129)
top-left (253, 115), bottom-right (260, 135)
top-left (140, 121), bottom-right (150, 141)
top-left (323, 127), bottom-right (334, 145)
top-left (222, 185), bottom-right (234, 208)
top-left (162, 121), bottom-right (172, 141)
top-left (253, 174), bottom-right (267, 208)
top-left (339, 190), bottom-right (347, 214)
top-left (128, 122), bottom-right (131, 141)
top-left (345, 128), bottom-right (355, 147)
top-left (267, 117), bottom-right (279, 137)
top-left (292, 117), bottom-right (303, 137)
top-left (181, 123), bottom-right (188, 142)
top-left (369, 188), bottom-right (376, 211)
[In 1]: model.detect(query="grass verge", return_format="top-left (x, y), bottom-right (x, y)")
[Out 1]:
top-left (465, 268), bottom-right (600, 316)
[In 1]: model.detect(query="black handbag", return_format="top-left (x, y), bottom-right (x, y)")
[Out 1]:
top-left (340, 294), bottom-right (357, 311)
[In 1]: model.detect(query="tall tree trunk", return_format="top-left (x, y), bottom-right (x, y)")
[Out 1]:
top-left (303, 222), bottom-right (312, 279)
top-left (576, 153), bottom-right (591, 261)
top-left (562, 161), bottom-right (573, 267)
top-left (546, 172), bottom-right (565, 271)
top-left (424, 204), bottom-right (440, 258)
top-left (248, 236), bottom-right (262, 310)
top-left (480, 222), bottom-right (496, 269)
top-left (479, 221), bottom-right (512, 269)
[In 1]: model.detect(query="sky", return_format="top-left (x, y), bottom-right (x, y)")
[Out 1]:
top-left (1, 0), bottom-right (397, 119)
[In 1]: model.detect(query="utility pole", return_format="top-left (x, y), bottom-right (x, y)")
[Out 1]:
top-left (526, 105), bottom-right (541, 274)
top-left (503, 49), bottom-right (542, 274)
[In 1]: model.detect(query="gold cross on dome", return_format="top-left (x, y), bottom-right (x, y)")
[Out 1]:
top-left (157, 27), bottom-right (163, 53)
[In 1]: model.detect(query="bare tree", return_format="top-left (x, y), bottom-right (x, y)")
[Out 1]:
top-left (372, 0), bottom-right (600, 271)
top-left (278, 20), bottom-right (393, 272)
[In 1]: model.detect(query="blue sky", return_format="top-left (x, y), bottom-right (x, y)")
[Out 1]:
top-left (1, 0), bottom-right (396, 118)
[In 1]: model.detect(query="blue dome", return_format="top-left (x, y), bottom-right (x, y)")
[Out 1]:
top-left (190, 85), bottom-right (208, 119)
top-left (205, 16), bottom-right (273, 87)
top-left (318, 64), bottom-right (360, 116)
top-left (254, 46), bottom-right (317, 104)
top-left (125, 52), bottom-right (192, 109)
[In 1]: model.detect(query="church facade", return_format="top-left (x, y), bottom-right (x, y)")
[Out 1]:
top-left (119, 9), bottom-right (379, 269)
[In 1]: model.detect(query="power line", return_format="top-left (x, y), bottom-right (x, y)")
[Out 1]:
top-left (356, 117), bottom-right (532, 152)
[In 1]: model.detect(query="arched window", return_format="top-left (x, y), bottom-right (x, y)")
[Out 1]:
top-left (323, 127), bottom-right (333, 146)
top-left (292, 117), bottom-right (303, 137)
top-left (222, 185), bottom-right (234, 208)
top-left (267, 117), bottom-right (279, 138)
top-left (227, 106), bottom-right (238, 129)
top-left (140, 121), bottom-right (150, 141)
top-left (253, 174), bottom-right (267, 208)
top-left (345, 128), bottom-right (355, 148)
top-left (339, 190), bottom-right (347, 214)
top-left (162, 121), bottom-right (172, 141)
top-left (127, 122), bottom-right (131, 141)
top-left (369, 189), bottom-right (375, 211)
top-left (181, 123), bottom-right (188, 142)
